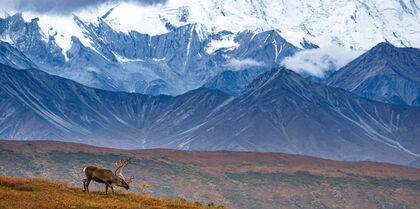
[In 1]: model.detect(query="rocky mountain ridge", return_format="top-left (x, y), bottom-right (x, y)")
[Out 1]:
top-left (1, 63), bottom-right (418, 166)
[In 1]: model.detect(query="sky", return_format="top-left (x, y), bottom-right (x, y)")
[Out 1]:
top-left (0, 0), bottom-right (167, 14)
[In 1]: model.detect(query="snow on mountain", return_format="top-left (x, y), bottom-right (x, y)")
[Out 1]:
top-left (0, 13), bottom-right (299, 95)
top-left (13, 0), bottom-right (420, 54)
top-left (0, 0), bottom-right (419, 95)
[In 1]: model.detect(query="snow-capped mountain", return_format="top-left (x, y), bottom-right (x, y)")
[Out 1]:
top-left (1, 63), bottom-right (419, 166)
top-left (12, 0), bottom-right (420, 51)
top-left (1, 0), bottom-right (419, 95)
top-left (0, 13), bottom-right (298, 95)
top-left (326, 42), bottom-right (420, 105)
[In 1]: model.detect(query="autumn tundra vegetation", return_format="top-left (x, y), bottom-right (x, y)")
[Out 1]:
top-left (1, 140), bottom-right (419, 209)
top-left (0, 175), bottom-right (227, 209)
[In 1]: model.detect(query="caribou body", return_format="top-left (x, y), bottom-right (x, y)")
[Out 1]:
top-left (83, 159), bottom-right (134, 195)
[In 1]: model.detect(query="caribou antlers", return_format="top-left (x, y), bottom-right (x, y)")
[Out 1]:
top-left (115, 158), bottom-right (134, 185)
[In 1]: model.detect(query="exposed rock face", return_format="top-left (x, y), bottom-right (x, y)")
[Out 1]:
top-left (0, 14), bottom-right (298, 96)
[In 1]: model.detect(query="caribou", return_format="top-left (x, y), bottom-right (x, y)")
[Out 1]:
top-left (83, 158), bottom-right (134, 195)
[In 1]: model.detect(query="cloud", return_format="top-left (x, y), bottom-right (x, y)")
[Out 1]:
top-left (1, 0), bottom-right (167, 14)
top-left (281, 44), bottom-right (362, 77)
top-left (225, 58), bottom-right (264, 71)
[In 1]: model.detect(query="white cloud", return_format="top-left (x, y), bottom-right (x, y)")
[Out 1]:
top-left (0, 0), bottom-right (168, 14)
top-left (281, 44), bottom-right (362, 77)
top-left (225, 58), bottom-right (263, 71)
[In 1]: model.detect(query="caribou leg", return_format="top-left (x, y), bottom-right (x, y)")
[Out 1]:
top-left (110, 184), bottom-right (115, 195)
top-left (85, 178), bottom-right (92, 192)
top-left (83, 179), bottom-right (87, 192)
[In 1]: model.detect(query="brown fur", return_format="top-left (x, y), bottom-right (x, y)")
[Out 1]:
top-left (83, 166), bottom-right (129, 195)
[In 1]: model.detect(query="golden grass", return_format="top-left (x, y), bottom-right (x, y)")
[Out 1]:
top-left (0, 176), bottom-right (225, 209)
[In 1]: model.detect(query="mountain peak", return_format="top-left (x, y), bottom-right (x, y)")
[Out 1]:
top-left (240, 67), bottom-right (310, 97)
top-left (338, 41), bottom-right (420, 82)
top-left (327, 42), bottom-right (420, 105)
top-left (368, 42), bottom-right (412, 57)
top-left (371, 42), bottom-right (395, 50)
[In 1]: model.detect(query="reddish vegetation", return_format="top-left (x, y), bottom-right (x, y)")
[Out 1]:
top-left (1, 140), bottom-right (419, 209)
top-left (1, 139), bottom-right (418, 180)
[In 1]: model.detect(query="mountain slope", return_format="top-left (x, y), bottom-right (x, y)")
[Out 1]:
top-left (0, 42), bottom-right (35, 69)
top-left (1, 64), bottom-right (419, 166)
top-left (0, 175), bottom-right (214, 209)
top-left (326, 42), bottom-right (420, 105)
top-left (151, 68), bottom-right (420, 165)
top-left (1, 140), bottom-right (419, 209)
top-left (0, 63), bottom-right (232, 148)
top-left (203, 69), bottom-right (263, 95)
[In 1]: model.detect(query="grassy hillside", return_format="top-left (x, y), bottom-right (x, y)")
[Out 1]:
top-left (0, 140), bottom-right (419, 209)
top-left (0, 176), bottom-right (223, 208)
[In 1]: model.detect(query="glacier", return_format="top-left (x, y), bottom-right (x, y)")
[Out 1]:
top-left (17, 0), bottom-right (420, 51)
top-left (0, 0), bottom-right (419, 96)
top-left (0, 13), bottom-right (298, 95)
